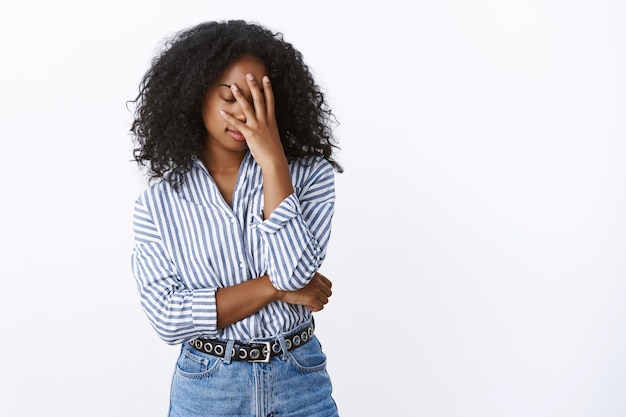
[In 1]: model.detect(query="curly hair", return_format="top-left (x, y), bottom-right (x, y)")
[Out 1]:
top-left (130, 20), bottom-right (342, 190)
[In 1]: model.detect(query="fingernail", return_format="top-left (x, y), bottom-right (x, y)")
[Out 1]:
top-left (231, 84), bottom-right (239, 92)
top-left (246, 73), bottom-right (254, 81)
top-left (219, 110), bottom-right (226, 116)
top-left (263, 76), bottom-right (270, 83)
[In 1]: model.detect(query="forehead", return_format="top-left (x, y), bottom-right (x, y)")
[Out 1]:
top-left (217, 57), bottom-right (268, 84)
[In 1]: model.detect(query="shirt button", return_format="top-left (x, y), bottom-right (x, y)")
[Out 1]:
top-left (231, 218), bottom-right (236, 223)
top-left (239, 262), bottom-right (245, 268)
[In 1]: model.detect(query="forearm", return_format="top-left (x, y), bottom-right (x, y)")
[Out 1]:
top-left (216, 271), bottom-right (333, 328)
top-left (215, 275), bottom-right (281, 329)
top-left (261, 157), bottom-right (294, 219)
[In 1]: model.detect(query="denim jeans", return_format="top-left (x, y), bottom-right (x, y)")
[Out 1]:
top-left (168, 321), bottom-right (339, 417)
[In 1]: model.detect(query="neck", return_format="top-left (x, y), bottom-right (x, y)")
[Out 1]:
top-left (200, 146), bottom-right (247, 175)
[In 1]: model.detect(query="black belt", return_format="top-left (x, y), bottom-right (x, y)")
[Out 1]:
top-left (189, 323), bottom-right (314, 363)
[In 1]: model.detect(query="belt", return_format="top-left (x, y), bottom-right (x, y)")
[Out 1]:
top-left (188, 323), bottom-right (314, 363)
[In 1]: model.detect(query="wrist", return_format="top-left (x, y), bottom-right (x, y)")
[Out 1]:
top-left (275, 289), bottom-right (287, 302)
top-left (262, 275), bottom-right (285, 302)
top-left (259, 154), bottom-right (289, 174)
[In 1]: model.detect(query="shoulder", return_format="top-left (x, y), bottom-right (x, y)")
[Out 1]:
top-left (135, 161), bottom-right (212, 211)
top-left (134, 178), bottom-right (178, 210)
top-left (289, 157), bottom-right (335, 197)
top-left (289, 156), bottom-right (334, 179)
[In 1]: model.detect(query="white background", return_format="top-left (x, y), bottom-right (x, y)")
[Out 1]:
top-left (1, 1), bottom-right (625, 416)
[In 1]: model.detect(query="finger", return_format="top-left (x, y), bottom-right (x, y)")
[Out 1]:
top-left (314, 272), bottom-right (329, 285)
top-left (262, 76), bottom-right (275, 121)
top-left (245, 73), bottom-right (266, 120)
top-left (322, 286), bottom-right (332, 298)
top-left (318, 293), bottom-right (329, 305)
top-left (318, 275), bottom-right (332, 289)
top-left (219, 109), bottom-right (246, 130)
top-left (308, 303), bottom-right (323, 312)
top-left (230, 83), bottom-right (255, 123)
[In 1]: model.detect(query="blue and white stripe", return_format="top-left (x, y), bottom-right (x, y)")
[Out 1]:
top-left (131, 152), bottom-right (335, 344)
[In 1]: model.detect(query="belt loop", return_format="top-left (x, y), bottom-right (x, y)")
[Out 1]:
top-left (277, 333), bottom-right (289, 360)
top-left (223, 340), bottom-right (235, 364)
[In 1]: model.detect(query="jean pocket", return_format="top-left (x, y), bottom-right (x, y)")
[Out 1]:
top-left (287, 336), bottom-right (327, 374)
top-left (175, 345), bottom-right (222, 379)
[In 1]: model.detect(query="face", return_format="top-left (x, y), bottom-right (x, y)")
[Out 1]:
top-left (201, 56), bottom-right (269, 157)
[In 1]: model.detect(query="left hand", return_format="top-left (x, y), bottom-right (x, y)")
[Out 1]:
top-left (220, 74), bottom-right (286, 167)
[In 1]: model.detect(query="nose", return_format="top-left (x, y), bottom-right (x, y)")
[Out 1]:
top-left (230, 102), bottom-right (247, 123)
top-left (230, 90), bottom-right (254, 123)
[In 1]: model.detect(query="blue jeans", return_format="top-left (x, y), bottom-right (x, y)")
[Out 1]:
top-left (168, 321), bottom-right (339, 417)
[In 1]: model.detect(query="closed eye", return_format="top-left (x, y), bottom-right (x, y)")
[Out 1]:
top-left (217, 84), bottom-right (236, 102)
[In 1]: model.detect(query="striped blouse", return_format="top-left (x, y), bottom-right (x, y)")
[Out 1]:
top-left (131, 152), bottom-right (335, 345)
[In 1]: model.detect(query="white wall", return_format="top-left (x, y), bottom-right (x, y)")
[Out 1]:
top-left (1, 1), bottom-right (625, 416)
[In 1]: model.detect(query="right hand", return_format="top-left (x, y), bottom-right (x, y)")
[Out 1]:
top-left (277, 272), bottom-right (333, 312)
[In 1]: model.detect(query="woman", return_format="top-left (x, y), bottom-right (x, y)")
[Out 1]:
top-left (130, 20), bottom-right (343, 416)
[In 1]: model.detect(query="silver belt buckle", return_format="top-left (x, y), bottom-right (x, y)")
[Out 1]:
top-left (249, 341), bottom-right (271, 363)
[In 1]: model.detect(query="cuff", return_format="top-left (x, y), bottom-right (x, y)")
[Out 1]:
top-left (253, 193), bottom-right (300, 234)
top-left (191, 288), bottom-right (218, 334)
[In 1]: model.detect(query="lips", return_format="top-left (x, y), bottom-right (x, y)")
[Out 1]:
top-left (228, 129), bottom-right (245, 141)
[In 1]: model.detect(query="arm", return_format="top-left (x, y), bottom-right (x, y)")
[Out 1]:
top-left (132, 237), bottom-right (217, 344)
top-left (253, 165), bottom-right (335, 291)
top-left (221, 74), bottom-right (335, 291)
top-left (132, 195), bottom-right (221, 344)
top-left (220, 74), bottom-right (293, 219)
top-left (215, 275), bottom-right (277, 329)
top-left (216, 272), bottom-right (333, 328)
